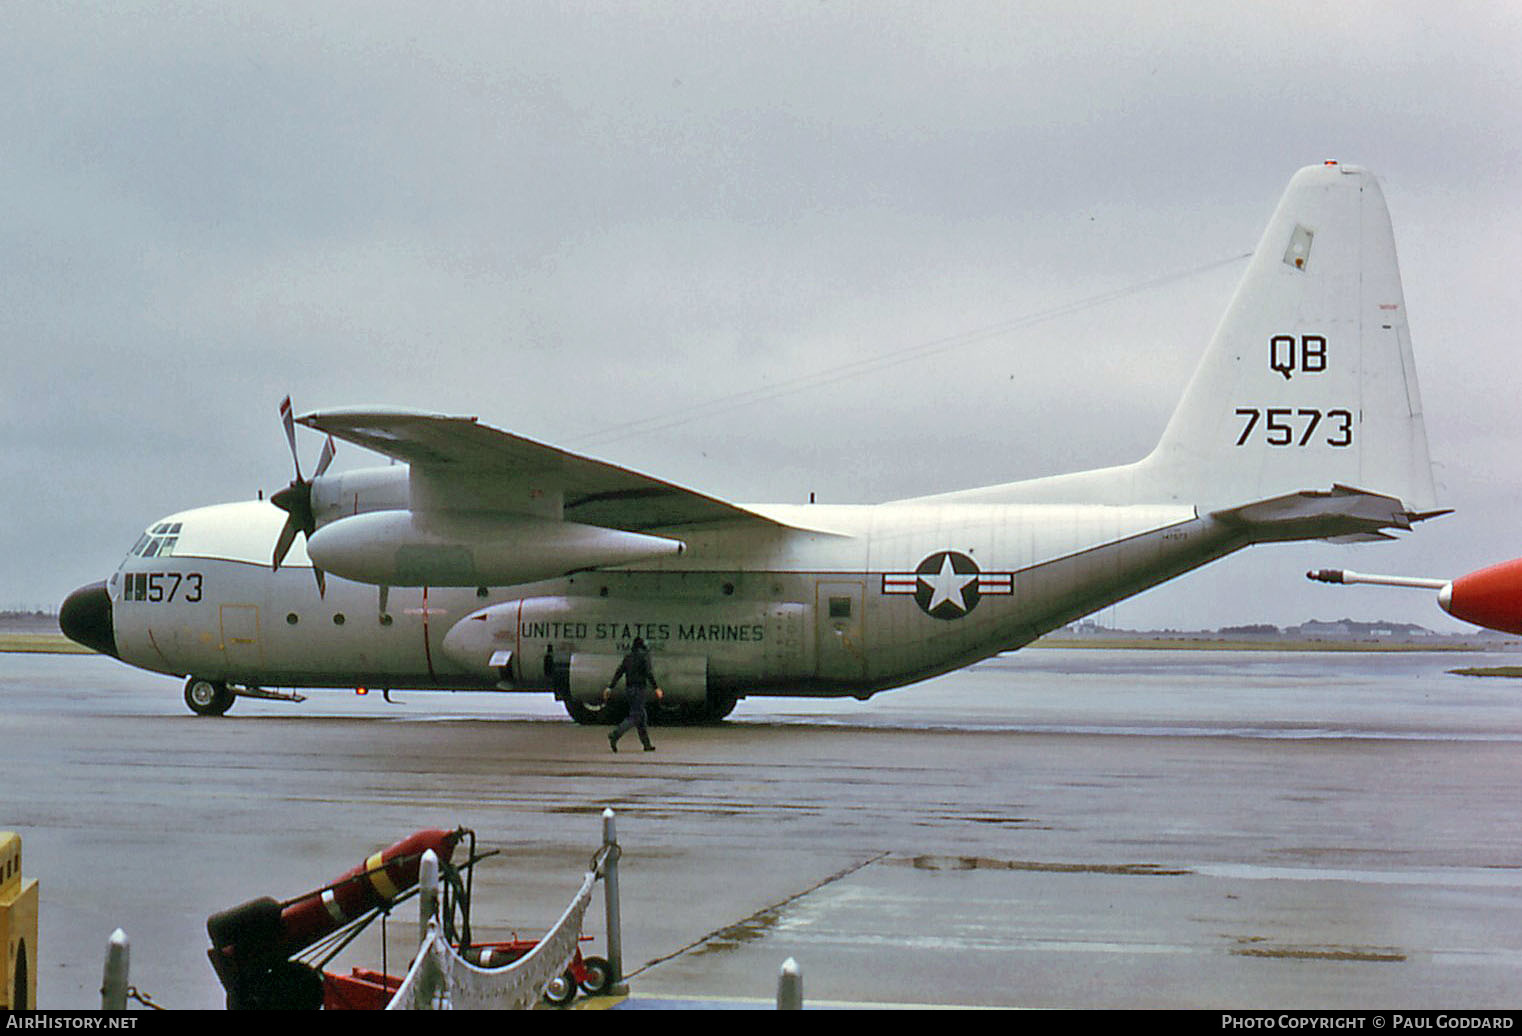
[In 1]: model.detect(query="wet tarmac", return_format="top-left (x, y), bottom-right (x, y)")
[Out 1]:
top-left (5, 648), bottom-right (1522, 1009)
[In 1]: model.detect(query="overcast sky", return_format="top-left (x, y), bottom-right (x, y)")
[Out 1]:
top-left (5, 1), bottom-right (1519, 631)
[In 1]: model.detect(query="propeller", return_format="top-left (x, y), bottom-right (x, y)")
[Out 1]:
top-left (271, 397), bottom-right (335, 596)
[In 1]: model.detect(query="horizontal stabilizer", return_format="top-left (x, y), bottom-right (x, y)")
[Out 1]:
top-left (1210, 484), bottom-right (1443, 544)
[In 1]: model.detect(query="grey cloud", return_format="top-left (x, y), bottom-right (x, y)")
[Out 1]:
top-left (6, 2), bottom-right (1519, 631)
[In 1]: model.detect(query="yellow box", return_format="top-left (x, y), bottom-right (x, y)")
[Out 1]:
top-left (0, 832), bottom-right (40, 1010)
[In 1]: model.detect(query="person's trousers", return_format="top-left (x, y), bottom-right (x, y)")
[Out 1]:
top-left (612, 686), bottom-right (652, 747)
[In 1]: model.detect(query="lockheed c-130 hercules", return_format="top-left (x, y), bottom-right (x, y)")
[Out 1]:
top-left (61, 163), bottom-right (1445, 721)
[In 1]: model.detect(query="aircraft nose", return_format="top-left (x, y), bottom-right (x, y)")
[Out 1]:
top-left (59, 580), bottom-right (119, 659)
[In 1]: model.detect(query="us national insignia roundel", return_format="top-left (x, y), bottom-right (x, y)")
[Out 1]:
top-left (881, 550), bottom-right (1014, 621)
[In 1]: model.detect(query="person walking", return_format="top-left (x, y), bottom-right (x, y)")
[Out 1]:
top-left (605, 637), bottom-right (663, 752)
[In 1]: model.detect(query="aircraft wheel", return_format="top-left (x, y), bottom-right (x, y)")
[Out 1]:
top-left (564, 698), bottom-right (623, 726)
top-left (702, 692), bottom-right (738, 723)
top-left (652, 696), bottom-right (687, 724)
top-left (671, 693), bottom-right (737, 724)
top-left (184, 677), bottom-right (234, 717)
top-left (563, 698), bottom-right (597, 724)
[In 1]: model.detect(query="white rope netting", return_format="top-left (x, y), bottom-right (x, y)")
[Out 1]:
top-left (387, 866), bottom-right (600, 1010)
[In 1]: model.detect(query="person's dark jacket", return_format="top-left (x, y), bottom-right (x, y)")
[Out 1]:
top-left (611, 647), bottom-right (656, 691)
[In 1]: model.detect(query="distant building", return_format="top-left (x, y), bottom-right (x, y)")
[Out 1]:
top-left (1293, 618), bottom-right (1433, 639)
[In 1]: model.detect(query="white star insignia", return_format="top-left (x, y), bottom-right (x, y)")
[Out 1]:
top-left (920, 554), bottom-right (977, 613)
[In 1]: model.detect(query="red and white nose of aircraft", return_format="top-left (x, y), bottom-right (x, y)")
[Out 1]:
top-left (1440, 558), bottom-right (1522, 635)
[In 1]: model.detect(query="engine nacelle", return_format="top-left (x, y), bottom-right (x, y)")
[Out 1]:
top-left (439, 594), bottom-right (803, 688)
top-left (306, 510), bottom-right (684, 587)
top-left (309, 466), bottom-right (411, 529)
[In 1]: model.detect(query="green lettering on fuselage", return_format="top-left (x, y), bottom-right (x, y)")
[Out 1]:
top-left (677, 623), bottom-right (765, 643)
top-left (519, 617), bottom-right (765, 644)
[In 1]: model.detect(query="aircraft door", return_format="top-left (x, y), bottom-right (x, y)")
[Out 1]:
top-left (815, 581), bottom-right (866, 680)
top-left (218, 604), bottom-right (261, 673)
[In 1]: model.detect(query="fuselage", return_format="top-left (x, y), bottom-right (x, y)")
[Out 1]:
top-left (70, 476), bottom-right (1243, 710)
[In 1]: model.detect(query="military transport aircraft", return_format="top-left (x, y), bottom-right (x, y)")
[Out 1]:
top-left (1308, 560), bottom-right (1522, 636)
top-left (61, 162), bottom-right (1445, 721)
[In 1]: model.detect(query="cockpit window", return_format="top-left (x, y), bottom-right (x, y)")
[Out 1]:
top-left (132, 526), bottom-right (181, 558)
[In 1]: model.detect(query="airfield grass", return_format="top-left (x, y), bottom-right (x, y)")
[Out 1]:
top-left (1030, 636), bottom-right (1488, 653)
top-left (0, 633), bottom-right (95, 654)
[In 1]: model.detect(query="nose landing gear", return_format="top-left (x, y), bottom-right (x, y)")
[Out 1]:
top-left (184, 677), bottom-right (236, 716)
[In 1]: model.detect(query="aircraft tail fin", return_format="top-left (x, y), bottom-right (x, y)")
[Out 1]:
top-left (905, 163), bottom-right (1439, 525)
top-left (1137, 162), bottom-right (1437, 513)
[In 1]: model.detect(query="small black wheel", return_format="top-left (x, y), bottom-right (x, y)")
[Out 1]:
top-left (700, 692), bottom-right (739, 723)
top-left (564, 698), bottom-right (604, 725)
top-left (184, 677), bottom-right (234, 716)
top-left (543, 969), bottom-right (578, 1007)
top-left (651, 695), bottom-right (687, 725)
top-left (578, 955), bottom-right (613, 996)
top-left (564, 698), bottom-right (626, 726)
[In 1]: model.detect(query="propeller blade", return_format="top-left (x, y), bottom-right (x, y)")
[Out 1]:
top-left (314, 435), bottom-right (336, 479)
top-left (272, 397), bottom-right (330, 595)
top-left (280, 395), bottom-right (302, 481)
top-left (272, 515), bottom-right (300, 572)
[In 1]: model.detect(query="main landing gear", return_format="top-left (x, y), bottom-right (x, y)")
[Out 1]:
top-left (561, 691), bottom-right (738, 726)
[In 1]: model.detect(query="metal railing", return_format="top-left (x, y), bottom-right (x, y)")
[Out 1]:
top-left (387, 808), bottom-right (624, 1010)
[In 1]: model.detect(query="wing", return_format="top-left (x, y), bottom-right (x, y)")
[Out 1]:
top-left (297, 407), bottom-right (785, 531)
